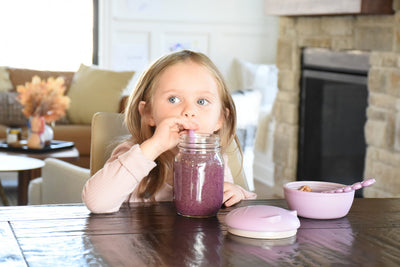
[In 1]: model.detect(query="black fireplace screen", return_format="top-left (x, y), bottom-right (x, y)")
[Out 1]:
top-left (297, 48), bottom-right (369, 197)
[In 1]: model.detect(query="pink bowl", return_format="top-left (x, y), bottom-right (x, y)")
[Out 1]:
top-left (283, 181), bottom-right (355, 219)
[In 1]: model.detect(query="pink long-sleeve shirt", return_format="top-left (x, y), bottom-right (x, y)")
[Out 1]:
top-left (82, 141), bottom-right (256, 213)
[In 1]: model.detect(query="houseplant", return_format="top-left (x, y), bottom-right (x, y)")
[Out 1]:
top-left (17, 75), bottom-right (70, 149)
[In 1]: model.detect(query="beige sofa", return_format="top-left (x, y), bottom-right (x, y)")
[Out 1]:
top-left (0, 65), bottom-right (134, 168)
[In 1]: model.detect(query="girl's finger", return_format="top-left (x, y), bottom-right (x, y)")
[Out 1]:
top-left (223, 190), bottom-right (233, 204)
top-left (174, 117), bottom-right (199, 131)
top-left (224, 194), bottom-right (240, 207)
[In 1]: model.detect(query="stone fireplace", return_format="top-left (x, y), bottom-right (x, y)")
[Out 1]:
top-left (270, 3), bottom-right (400, 197)
top-left (298, 48), bottom-right (369, 198)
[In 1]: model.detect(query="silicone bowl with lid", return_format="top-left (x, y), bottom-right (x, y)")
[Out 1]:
top-left (225, 205), bottom-right (300, 239)
top-left (284, 181), bottom-right (355, 219)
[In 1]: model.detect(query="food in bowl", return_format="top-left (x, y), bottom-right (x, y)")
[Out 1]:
top-left (284, 181), bottom-right (355, 219)
top-left (298, 185), bottom-right (312, 192)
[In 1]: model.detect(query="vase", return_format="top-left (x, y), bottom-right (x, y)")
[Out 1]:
top-left (43, 124), bottom-right (54, 145)
top-left (27, 116), bottom-right (45, 149)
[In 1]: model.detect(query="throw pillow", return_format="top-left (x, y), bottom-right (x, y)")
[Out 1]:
top-left (66, 64), bottom-right (135, 124)
top-left (0, 67), bottom-right (13, 92)
top-left (236, 59), bottom-right (278, 112)
top-left (0, 92), bottom-right (28, 126)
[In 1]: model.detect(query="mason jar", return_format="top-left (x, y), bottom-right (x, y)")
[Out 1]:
top-left (174, 132), bottom-right (224, 217)
top-left (6, 127), bottom-right (22, 145)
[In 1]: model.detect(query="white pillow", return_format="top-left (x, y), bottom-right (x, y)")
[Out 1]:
top-left (0, 67), bottom-right (13, 92)
top-left (236, 59), bottom-right (278, 112)
top-left (231, 90), bottom-right (262, 128)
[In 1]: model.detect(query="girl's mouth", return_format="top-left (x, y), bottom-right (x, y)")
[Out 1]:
top-left (178, 125), bottom-right (185, 133)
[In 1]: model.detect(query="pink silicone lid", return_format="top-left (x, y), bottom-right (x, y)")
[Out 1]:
top-left (225, 205), bottom-right (300, 233)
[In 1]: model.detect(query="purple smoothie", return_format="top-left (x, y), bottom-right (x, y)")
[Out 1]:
top-left (174, 151), bottom-right (224, 217)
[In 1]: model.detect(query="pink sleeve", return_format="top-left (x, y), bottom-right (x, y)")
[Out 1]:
top-left (223, 154), bottom-right (257, 200)
top-left (82, 142), bottom-right (156, 213)
top-left (223, 154), bottom-right (234, 183)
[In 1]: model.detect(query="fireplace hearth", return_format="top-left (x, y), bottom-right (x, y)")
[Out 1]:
top-left (297, 48), bottom-right (369, 197)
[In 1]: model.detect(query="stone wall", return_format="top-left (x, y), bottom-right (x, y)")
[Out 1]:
top-left (273, 1), bottom-right (400, 197)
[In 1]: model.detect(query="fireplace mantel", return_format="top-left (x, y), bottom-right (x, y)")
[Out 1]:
top-left (264, 0), bottom-right (394, 16)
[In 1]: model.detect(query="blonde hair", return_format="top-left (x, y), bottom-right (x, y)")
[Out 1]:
top-left (124, 50), bottom-right (240, 200)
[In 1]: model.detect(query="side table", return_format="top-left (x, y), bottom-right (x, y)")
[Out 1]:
top-left (0, 155), bottom-right (45, 205)
top-left (0, 146), bottom-right (79, 205)
top-left (1, 146), bottom-right (80, 162)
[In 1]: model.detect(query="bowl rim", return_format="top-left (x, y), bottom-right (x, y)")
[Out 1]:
top-left (284, 181), bottom-right (353, 195)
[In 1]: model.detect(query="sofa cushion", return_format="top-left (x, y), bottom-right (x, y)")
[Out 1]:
top-left (66, 64), bottom-right (134, 125)
top-left (8, 67), bottom-right (74, 92)
top-left (0, 92), bottom-right (28, 127)
top-left (0, 67), bottom-right (13, 92)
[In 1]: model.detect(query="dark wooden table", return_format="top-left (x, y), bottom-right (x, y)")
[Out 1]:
top-left (1, 198), bottom-right (399, 266)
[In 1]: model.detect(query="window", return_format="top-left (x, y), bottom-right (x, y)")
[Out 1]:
top-left (0, 0), bottom-right (96, 71)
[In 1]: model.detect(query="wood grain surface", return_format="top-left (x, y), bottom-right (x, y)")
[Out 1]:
top-left (0, 198), bottom-right (399, 266)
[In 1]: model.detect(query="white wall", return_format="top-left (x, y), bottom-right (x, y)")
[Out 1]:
top-left (98, 0), bottom-right (279, 94)
top-left (0, 0), bottom-right (93, 71)
top-left (98, 0), bottom-right (279, 188)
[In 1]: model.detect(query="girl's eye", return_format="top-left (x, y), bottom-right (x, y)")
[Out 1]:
top-left (168, 96), bottom-right (180, 103)
top-left (197, 99), bottom-right (209, 105)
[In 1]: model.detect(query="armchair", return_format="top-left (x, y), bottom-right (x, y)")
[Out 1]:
top-left (28, 112), bottom-right (249, 204)
top-left (28, 112), bottom-right (128, 204)
top-left (28, 158), bottom-right (90, 204)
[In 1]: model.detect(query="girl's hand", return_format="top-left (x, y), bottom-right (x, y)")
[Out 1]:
top-left (140, 117), bottom-right (198, 160)
top-left (153, 117), bottom-right (197, 150)
top-left (223, 182), bottom-right (246, 207)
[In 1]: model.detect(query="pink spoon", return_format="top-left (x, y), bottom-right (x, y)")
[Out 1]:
top-left (322, 178), bottom-right (376, 193)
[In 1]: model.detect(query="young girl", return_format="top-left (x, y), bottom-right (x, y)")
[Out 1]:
top-left (82, 50), bottom-right (256, 213)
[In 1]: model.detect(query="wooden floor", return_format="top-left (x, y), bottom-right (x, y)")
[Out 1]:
top-left (253, 179), bottom-right (279, 199)
top-left (1, 178), bottom-right (18, 206)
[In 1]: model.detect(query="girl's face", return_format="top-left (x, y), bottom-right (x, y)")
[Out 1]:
top-left (146, 60), bottom-right (224, 133)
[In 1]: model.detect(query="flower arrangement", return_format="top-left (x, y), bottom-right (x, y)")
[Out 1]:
top-left (17, 75), bottom-right (70, 123)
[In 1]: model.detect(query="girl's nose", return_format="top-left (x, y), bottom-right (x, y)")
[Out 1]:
top-left (183, 104), bottom-right (196, 118)
top-left (184, 110), bottom-right (195, 117)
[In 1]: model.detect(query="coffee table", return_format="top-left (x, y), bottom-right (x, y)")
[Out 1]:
top-left (0, 143), bottom-right (79, 162)
top-left (0, 142), bottom-right (79, 205)
top-left (0, 155), bottom-right (45, 205)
